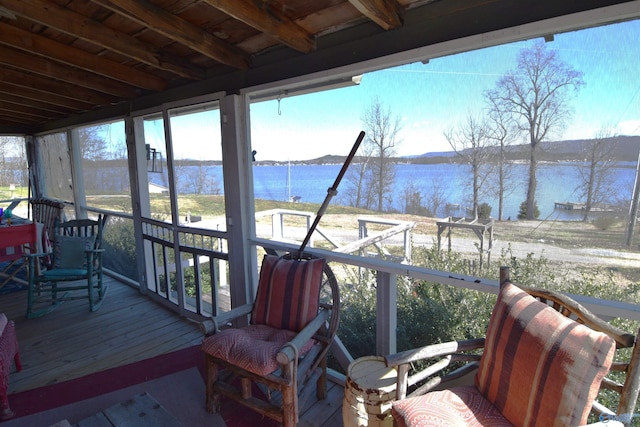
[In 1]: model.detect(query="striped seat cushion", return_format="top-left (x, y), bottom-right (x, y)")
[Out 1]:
top-left (201, 324), bottom-right (314, 376)
top-left (251, 255), bottom-right (325, 332)
top-left (475, 282), bottom-right (615, 427)
top-left (392, 386), bottom-right (514, 427)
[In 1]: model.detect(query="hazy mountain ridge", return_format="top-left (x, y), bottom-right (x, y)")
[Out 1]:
top-left (413, 135), bottom-right (640, 163)
top-left (257, 135), bottom-right (640, 165)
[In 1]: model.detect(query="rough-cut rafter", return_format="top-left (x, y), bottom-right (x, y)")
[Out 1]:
top-left (202, 0), bottom-right (316, 53)
top-left (348, 0), bottom-right (404, 30)
top-left (0, 68), bottom-right (117, 106)
top-left (0, 45), bottom-right (138, 98)
top-left (0, 24), bottom-right (167, 91)
top-left (0, 0), bottom-right (203, 79)
top-left (93, 0), bottom-right (250, 70)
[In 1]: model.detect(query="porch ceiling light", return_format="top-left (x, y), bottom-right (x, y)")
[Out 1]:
top-left (249, 75), bottom-right (362, 103)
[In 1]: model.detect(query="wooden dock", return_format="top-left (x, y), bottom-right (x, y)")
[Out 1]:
top-left (554, 202), bottom-right (617, 213)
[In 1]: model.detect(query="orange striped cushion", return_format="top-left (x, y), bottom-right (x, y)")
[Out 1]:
top-left (391, 386), bottom-right (513, 427)
top-left (475, 282), bottom-right (615, 427)
top-left (251, 255), bottom-right (325, 332)
top-left (202, 324), bottom-right (315, 376)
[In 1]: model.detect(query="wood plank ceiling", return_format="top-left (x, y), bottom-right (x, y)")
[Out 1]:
top-left (0, 0), bottom-right (636, 134)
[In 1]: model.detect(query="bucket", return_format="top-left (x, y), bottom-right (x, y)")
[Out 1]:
top-left (342, 356), bottom-right (397, 427)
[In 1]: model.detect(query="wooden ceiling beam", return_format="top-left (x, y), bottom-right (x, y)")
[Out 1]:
top-left (203, 0), bottom-right (316, 53)
top-left (348, 0), bottom-right (404, 30)
top-left (0, 45), bottom-right (138, 98)
top-left (0, 24), bottom-right (167, 92)
top-left (0, 0), bottom-right (204, 79)
top-left (0, 68), bottom-right (117, 107)
top-left (94, 0), bottom-right (250, 69)
top-left (0, 111), bottom-right (34, 126)
top-left (0, 101), bottom-right (62, 120)
top-left (0, 81), bottom-right (93, 111)
top-left (0, 86), bottom-right (77, 115)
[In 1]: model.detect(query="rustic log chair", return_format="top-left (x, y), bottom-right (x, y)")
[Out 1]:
top-left (201, 252), bottom-right (340, 427)
top-left (25, 215), bottom-right (108, 319)
top-left (384, 266), bottom-right (640, 427)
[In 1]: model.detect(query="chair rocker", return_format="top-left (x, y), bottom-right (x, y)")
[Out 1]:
top-left (201, 252), bottom-right (340, 427)
top-left (384, 266), bottom-right (640, 427)
top-left (26, 215), bottom-right (108, 319)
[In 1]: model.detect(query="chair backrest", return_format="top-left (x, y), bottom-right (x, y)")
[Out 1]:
top-left (57, 215), bottom-right (104, 250)
top-left (251, 254), bottom-right (326, 332)
top-left (31, 198), bottom-right (66, 242)
top-left (500, 267), bottom-right (640, 423)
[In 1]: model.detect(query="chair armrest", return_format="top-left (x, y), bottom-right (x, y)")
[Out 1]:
top-left (385, 338), bottom-right (485, 367)
top-left (277, 309), bottom-right (330, 365)
top-left (22, 252), bottom-right (49, 259)
top-left (385, 338), bottom-right (485, 400)
top-left (200, 303), bottom-right (254, 336)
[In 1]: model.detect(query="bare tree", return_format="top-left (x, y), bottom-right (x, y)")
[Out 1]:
top-left (78, 125), bottom-right (109, 161)
top-left (485, 93), bottom-right (518, 220)
top-left (361, 97), bottom-right (401, 212)
top-left (401, 180), bottom-right (431, 216)
top-left (341, 143), bottom-right (374, 209)
top-left (486, 41), bottom-right (584, 219)
top-left (0, 136), bottom-right (27, 189)
top-left (444, 114), bottom-right (494, 220)
top-left (577, 127), bottom-right (618, 221)
top-left (424, 176), bottom-right (447, 217)
top-left (175, 161), bottom-right (220, 195)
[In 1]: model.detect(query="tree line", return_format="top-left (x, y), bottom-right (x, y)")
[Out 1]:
top-left (342, 41), bottom-right (626, 222)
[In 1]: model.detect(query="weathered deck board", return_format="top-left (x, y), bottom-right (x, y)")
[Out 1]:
top-left (1, 277), bottom-right (203, 394)
top-left (0, 276), bottom-right (345, 426)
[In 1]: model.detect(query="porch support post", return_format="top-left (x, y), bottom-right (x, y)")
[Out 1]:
top-left (68, 128), bottom-right (87, 219)
top-left (220, 94), bottom-right (257, 321)
top-left (125, 115), bottom-right (151, 294)
top-left (376, 270), bottom-right (397, 356)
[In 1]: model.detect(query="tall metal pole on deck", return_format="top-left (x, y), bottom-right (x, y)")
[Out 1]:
top-left (625, 151), bottom-right (640, 247)
top-left (297, 131), bottom-right (365, 254)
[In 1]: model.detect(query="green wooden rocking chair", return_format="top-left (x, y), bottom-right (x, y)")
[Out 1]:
top-left (25, 215), bottom-right (108, 318)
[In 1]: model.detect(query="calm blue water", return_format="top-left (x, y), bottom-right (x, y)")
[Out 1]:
top-left (253, 162), bottom-right (637, 220)
top-left (149, 162), bottom-right (637, 221)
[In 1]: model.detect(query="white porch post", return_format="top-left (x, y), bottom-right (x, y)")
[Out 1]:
top-left (220, 94), bottom-right (257, 316)
top-left (376, 271), bottom-right (397, 356)
top-left (68, 128), bottom-right (87, 219)
top-left (126, 115), bottom-right (153, 295)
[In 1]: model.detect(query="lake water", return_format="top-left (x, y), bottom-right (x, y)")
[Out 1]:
top-left (149, 161), bottom-right (638, 221)
top-left (252, 162), bottom-right (637, 220)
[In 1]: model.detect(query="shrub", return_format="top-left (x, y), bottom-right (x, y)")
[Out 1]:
top-left (102, 217), bottom-right (137, 280)
top-left (517, 200), bottom-right (540, 219)
top-left (593, 214), bottom-right (620, 230)
top-left (477, 202), bottom-right (492, 219)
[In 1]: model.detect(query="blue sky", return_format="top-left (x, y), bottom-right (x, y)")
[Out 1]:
top-left (248, 19), bottom-right (640, 161)
top-left (156, 18), bottom-right (640, 162)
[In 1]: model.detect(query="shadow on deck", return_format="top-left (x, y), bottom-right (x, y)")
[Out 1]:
top-left (0, 276), bottom-right (345, 426)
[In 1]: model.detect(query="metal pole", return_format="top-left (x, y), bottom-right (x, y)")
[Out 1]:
top-left (625, 151), bottom-right (640, 247)
top-left (297, 131), bottom-right (365, 254)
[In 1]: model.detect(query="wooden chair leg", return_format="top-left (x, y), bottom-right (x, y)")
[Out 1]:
top-left (240, 377), bottom-right (252, 399)
top-left (87, 274), bottom-right (95, 311)
top-left (282, 362), bottom-right (298, 427)
top-left (205, 355), bottom-right (221, 413)
top-left (317, 356), bottom-right (327, 400)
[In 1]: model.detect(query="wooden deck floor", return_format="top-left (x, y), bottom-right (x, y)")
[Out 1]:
top-left (0, 276), bottom-right (344, 426)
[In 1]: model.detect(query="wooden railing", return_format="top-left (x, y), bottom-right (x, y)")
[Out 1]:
top-left (86, 206), bottom-right (640, 377)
